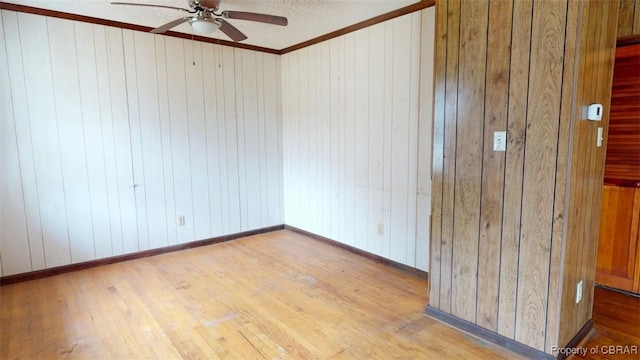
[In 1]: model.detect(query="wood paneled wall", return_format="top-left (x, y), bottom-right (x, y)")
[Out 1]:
top-left (618, 0), bottom-right (640, 37)
top-left (280, 9), bottom-right (434, 271)
top-left (429, 0), bottom-right (618, 355)
top-left (557, 0), bottom-right (619, 349)
top-left (604, 44), bottom-right (640, 184)
top-left (0, 10), bottom-right (283, 276)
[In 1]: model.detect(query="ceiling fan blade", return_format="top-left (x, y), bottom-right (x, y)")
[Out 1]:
top-left (151, 17), bottom-right (192, 34)
top-left (110, 2), bottom-right (194, 13)
top-left (222, 11), bottom-right (288, 26)
top-left (218, 19), bottom-right (248, 42)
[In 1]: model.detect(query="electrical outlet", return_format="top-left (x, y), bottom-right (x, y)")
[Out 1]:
top-left (177, 215), bottom-right (185, 227)
top-left (377, 223), bottom-right (384, 236)
top-left (576, 280), bottom-right (583, 304)
top-left (493, 131), bottom-right (506, 152)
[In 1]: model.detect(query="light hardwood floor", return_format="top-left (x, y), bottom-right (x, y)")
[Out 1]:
top-left (577, 286), bottom-right (640, 360)
top-left (1, 230), bottom-right (526, 359)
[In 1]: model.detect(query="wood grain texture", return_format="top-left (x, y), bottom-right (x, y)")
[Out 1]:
top-left (429, 0), bottom-right (619, 355)
top-left (555, 0), bottom-right (601, 352)
top-left (0, 225), bottom-right (284, 286)
top-left (578, 286), bottom-right (640, 360)
top-left (498, 0), bottom-right (532, 339)
top-left (450, 0), bottom-right (488, 324)
top-left (618, 0), bottom-right (640, 38)
top-left (439, 0), bottom-right (461, 314)
top-left (556, 0), bottom-right (619, 350)
top-left (604, 43), bottom-right (640, 183)
top-left (416, 7), bottom-right (435, 273)
top-left (596, 186), bottom-right (640, 292)
top-left (0, 230), bottom-right (527, 360)
top-left (544, 0), bottom-right (581, 352)
top-left (476, 0), bottom-right (512, 332)
top-left (515, 0), bottom-right (567, 349)
top-left (429, 0), bottom-right (447, 310)
top-left (583, 0), bottom-right (620, 328)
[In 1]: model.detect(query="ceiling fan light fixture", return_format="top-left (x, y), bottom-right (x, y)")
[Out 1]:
top-left (189, 17), bottom-right (220, 34)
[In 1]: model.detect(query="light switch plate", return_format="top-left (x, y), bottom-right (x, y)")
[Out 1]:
top-left (493, 131), bottom-right (506, 152)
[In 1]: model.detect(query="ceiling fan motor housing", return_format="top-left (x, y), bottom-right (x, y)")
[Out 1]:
top-left (190, 0), bottom-right (219, 11)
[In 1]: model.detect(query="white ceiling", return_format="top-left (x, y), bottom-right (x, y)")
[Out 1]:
top-left (2, 0), bottom-right (421, 50)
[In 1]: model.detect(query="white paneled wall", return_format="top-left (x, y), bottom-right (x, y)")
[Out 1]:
top-left (281, 8), bottom-right (434, 270)
top-left (0, 10), bottom-right (283, 276)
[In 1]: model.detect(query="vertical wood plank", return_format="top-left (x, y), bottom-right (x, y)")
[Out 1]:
top-left (297, 48), bottom-right (309, 230)
top-left (382, 21), bottom-right (393, 260)
top-left (439, 0), bottom-right (461, 313)
top-left (93, 25), bottom-right (120, 256)
top-left (417, 7), bottom-right (435, 272)
top-left (21, 13), bottom-right (71, 268)
top-left (49, 17), bottom-right (96, 263)
top-left (498, 0), bottom-right (532, 339)
top-left (105, 26), bottom-right (137, 255)
top-left (330, 39), bottom-right (346, 241)
top-left (545, 0), bottom-right (580, 351)
top-left (201, 42), bottom-right (223, 236)
top-left (559, 0), bottom-right (597, 346)
top-left (185, 40), bottom-right (211, 239)
top-left (354, 28), bottom-right (370, 252)
top-left (406, 12), bottom-right (421, 268)
top-left (344, 33), bottom-right (356, 247)
top-left (305, 47), bottom-right (318, 233)
top-left (255, 52), bottom-right (269, 229)
top-left (476, 0), bottom-right (512, 331)
top-left (239, 49), bottom-right (262, 230)
top-left (222, 46), bottom-right (241, 233)
top-left (75, 22), bottom-right (112, 259)
top-left (319, 43), bottom-right (331, 237)
top-left (275, 54), bottom-right (284, 225)
top-left (262, 54), bottom-right (284, 225)
top-left (233, 48), bottom-right (248, 231)
top-left (0, 11), bottom-right (32, 275)
top-left (165, 37), bottom-right (195, 243)
top-left (282, 52), bottom-right (298, 228)
top-left (1, 10), bottom-right (45, 272)
top-left (515, 0), bottom-right (567, 349)
top-left (154, 35), bottom-right (178, 245)
top-left (213, 44), bottom-right (231, 235)
top-left (389, 18), bottom-right (412, 264)
top-left (450, 0), bottom-right (488, 323)
top-left (134, 31), bottom-right (167, 250)
top-left (617, 0), bottom-right (635, 38)
top-left (122, 29), bottom-right (147, 252)
top-left (368, 22), bottom-right (385, 257)
top-left (557, 0), bottom-right (619, 348)
top-left (429, 0), bottom-right (448, 309)
top-left (584, 0), bottom-right (618, 322)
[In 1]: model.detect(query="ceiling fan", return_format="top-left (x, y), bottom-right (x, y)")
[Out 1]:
top-left (111, 0), bottom-right (288, 42)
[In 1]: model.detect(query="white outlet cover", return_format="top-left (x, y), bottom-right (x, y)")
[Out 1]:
top-left (576, 280), bottom-right (583, 303)
top-left (493, 131), bottom-right (507, 152)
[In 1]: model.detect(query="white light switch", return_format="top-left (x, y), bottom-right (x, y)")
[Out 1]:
top-left (493, 131), bottom-right (506, 152)
top-left (597, 127), bottom-right (604, 147)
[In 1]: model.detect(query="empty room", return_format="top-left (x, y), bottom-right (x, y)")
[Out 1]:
top-left (1, 0), bottom-right (639, 359)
